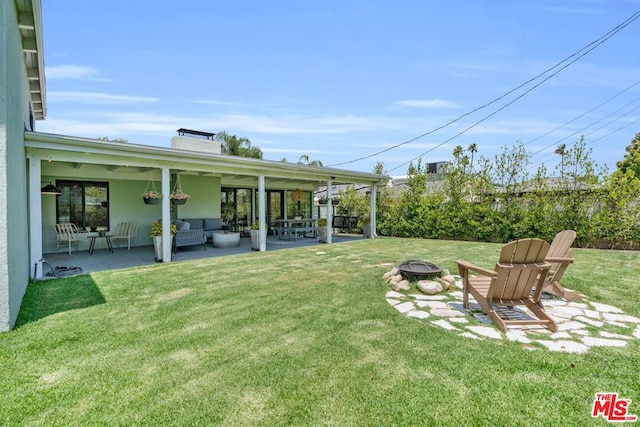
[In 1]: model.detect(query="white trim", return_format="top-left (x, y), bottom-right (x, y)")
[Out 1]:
top-left (28, 157), bottom-right (43, 278)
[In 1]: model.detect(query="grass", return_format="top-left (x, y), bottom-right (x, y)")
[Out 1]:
top-left (2, 237), bottom-right (638, 426)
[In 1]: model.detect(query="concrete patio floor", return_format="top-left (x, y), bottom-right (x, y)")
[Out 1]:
top-left (40, 233), bottom-right (363, 276)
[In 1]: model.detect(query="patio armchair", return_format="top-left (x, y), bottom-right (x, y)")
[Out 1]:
top-left (172, 220), bottom-right (206, 253)
top-left (54, 223), bottom-right (88, 255)
top-left (107, 222), bottom-right (138, 250)
top-left (456, 238), bottom-right (557, 333)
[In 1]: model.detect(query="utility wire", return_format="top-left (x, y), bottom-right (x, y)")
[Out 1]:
top-left (525, 98), bottom-right (640, 172)
top-left (524, 78), bottom-right (640, 148)
top-left (327, 9), bottom-right (640, 171)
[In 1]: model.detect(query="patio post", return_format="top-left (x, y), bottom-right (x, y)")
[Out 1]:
top-left (258, 175), bottom-right (266, 251)
top-left (161, 167), bottom-right (171, 262)
top-left (28, 156), bottom-right (43, 279)
top-left (369, 184), bottom-right (377, 239)
top-left (326, 179), bottom-right (333, 244)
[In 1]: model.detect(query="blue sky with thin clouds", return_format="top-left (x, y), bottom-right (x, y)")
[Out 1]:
top-left (38, 1), bottom-right (640, 175)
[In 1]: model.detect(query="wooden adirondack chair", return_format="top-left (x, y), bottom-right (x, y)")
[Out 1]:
top-left (541, 230), bottom-right (581, 301)
top-left (456, 238), bottom-right (557, 333)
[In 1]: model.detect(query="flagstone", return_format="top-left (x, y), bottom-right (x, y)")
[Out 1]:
top-left (601, 313), bottom-right (640, 324)
top-left (459, 332), bottom-right (481, 340)
top-left (604, 320), bottom-right (630, 328)
top-left (536, 340), bottom-right (589, 354)
top-left (634, 327), bottom-right (640, 339)
top-left (409, 294), bottom-right (448, 301)
top-left (583, 309), bottom-right (602, 320)
top-left (386, 291), bottom-right (405, 299)
top-left (466, 326), bottom-right (502, 339)
top-left (589, 302), bottom-right (623, 314)
top-left (386, 298), bottom-right (401, 306)
top-left (567, 302), bottom-right (589, 309)
top-left (419, 301), bottom-right (449, 309)
top-left (407, 310), bottom-right (430, 319)
top-left (431, 308), bottom-right (466, 317)
top-left (600, 331), bottom-right (633, 340)
top-left (581, 337), bottom-right (628, 347)
top-left (574, 316), bottom-right (603, 327)
top-left (393, 302), bottom-right (416, 314)
top-left (449, 317), bottom-right (469, 324)
top-left (506, 330), bottom-right (531, 343)
top-left (545, 306), bottom-right (585, 318)
top-left (557, 321), bottom-right (588, 331)
top-left (432, 319), bottom-right (458, 331)
top-left (550, 332), bottom-right (573, 339)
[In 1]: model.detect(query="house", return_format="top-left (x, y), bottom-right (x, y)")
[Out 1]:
top-left (1, 0), bottom-right (388, 331)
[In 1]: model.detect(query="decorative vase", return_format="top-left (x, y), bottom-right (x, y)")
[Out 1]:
top-left (362, 224), bottom-right (372, 238)
top-left (152, 236), bottom-right (172, 261)
top-left (171, 199), bottom-right (187, 205)
top-left (250, 229), bottom-right (260, 250)
top-left (144, 197), bottom-right (160, 205)
top-left (318, 226), bottom-right (327, 243)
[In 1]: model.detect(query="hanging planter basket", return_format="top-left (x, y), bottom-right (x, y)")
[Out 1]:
top-left (144, 197), bottom-right (161, 205)
top-left (169, 174), bottom-right (190, 205)
top-left (143, 177), bottom-right (162, 205)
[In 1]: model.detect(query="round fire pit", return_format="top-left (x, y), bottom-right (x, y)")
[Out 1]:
top-left (397, 260), bottom-right (443, 280)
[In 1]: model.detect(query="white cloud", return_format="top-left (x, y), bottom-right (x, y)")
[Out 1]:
top-left (45, 64), bottom-right (110, 81)
top-left (48, 91), bottom-right (159, 104)
top-left (395, 99), bottom-right (460, 109)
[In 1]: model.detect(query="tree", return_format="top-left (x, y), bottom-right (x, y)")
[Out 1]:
top-left (615, 132), bottom-right (640, 180)
top-left (467, 143), bottom-right (478, 171)
top-left (215, 131), bottom-right (263, 159)
top-left (373, 161), bottom-right (385, 174)
top-left (97, 136), bottom-right (128, 143)
top-left (555, 144), bottom-right (566, 177)
top-left (298, 154), bottom-right (323, 166)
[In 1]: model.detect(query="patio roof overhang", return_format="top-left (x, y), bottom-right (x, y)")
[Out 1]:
top-left (25, 131), bottom-right (388, 188)
top-left (16, 0), bottom-right (46, 120)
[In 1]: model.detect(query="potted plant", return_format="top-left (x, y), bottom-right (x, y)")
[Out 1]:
top-left (221, 203), bottom-right (236, 232)
top-left (143, 191), bottom-right (162, 205)
top-left (361, 216), bottom-right (373, 238)
top-left (150, 221), bottom-right (176, 261)
top-left (169, 190), bottom-right (190, 205)
top-left (317, 218), bottom-right (328, 242)
top-left (170, 175), bottom-right (190, 205)
top-left (250, 220), bottom-right (261, 251)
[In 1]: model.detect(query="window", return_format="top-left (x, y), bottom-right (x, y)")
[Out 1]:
top-left (56, 181), bottom-right (109, 231)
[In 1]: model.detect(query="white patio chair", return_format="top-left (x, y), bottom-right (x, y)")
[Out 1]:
top-left (54, 223), bottom-right (88, 255)
top-left (107, 222), bottom-right (138, 250)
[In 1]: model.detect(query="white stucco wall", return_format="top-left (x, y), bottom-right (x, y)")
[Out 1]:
top-left (0, 1), bottom-right (33, 331)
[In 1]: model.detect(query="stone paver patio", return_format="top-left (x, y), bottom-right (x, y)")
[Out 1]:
top-left (384, 277), bottom-right (640, 354)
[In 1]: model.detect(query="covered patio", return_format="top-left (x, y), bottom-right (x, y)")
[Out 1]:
top-left (39, 233), bottom-right (363, 276)
top-left (26, 131), bottom-right (387, 279)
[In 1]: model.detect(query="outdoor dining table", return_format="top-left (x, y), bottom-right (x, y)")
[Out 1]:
top-left (273, 218), bottom-right (318, 241)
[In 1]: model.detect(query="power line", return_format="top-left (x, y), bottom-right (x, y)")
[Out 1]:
top-left (327, 9), bottom-right (640, 172)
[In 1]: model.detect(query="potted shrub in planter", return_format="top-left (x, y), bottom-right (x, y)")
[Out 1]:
top-left (317, 218), bottom-right (328, 242)
top-left (250, 220), bottom-right (261, 251)
top-left (150, 221), bottom-right (176, 261)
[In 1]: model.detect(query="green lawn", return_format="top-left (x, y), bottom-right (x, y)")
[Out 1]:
top-left (2, 238), bottom-right (638, 426)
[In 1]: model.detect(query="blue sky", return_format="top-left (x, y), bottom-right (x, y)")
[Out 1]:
top-left (38, 1), bottom-right (640, 176)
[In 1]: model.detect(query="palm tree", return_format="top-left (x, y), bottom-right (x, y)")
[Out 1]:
top-left (555, 144), bottom-right (566, 177)
top-left (298, 154), bottom-right (323, 167)
top-left (467, 143), bottom-right (478, 171)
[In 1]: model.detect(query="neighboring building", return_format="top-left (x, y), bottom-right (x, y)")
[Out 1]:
top-left (0, 0), bottom-right (388, 331)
